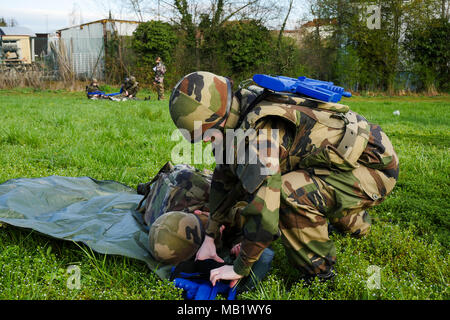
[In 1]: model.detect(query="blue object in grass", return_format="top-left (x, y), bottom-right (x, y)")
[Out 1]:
top-left (87, 87), bottom-right (124, 97)
top-left (253, 74), bottom-right (352, 103)
top-left (171, 248), bottom-right (275, 300)
top-left (173, 278), bottom-right (237, 300)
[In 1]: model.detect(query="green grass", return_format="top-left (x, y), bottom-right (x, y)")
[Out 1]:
top-left (0, 89), bottom-right (448, 300)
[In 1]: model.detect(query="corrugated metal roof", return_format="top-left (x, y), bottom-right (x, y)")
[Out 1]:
top-left (0, 26), bottom-right (36, 37)
top-left (57, 19), bottom-right (140, 32)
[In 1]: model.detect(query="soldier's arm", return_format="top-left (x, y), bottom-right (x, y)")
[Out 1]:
top-left (206, 117), bottom-right (291, 276)
top-left (205, 164), bottom-right (241, 239)
top-left (232, 117), bottom-right (292, 276)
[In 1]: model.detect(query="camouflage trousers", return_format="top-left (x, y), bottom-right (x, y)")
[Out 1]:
top-left (155, 82), bottom-right (165, 100)
top-left (279, 166), bottom-right (387, 277)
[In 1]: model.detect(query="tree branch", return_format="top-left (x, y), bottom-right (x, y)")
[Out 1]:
top-left (219, 0), bottom-right (259, 25)
top-left (277, 0), bottom-right (294, 49)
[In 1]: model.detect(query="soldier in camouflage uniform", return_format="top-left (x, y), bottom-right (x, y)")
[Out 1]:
top-left (168, 71), bottom-right (399, 285)
top-left (153, 57), bottom-right (166, 100)
top-left (85, 78), bottom-right (105, 99)
top-left (137, 162), bottom-right (246, 265)
top-left (119, 76), bottom-right (139, 100)
top-left (137, 162), bottom-right (212, 227)
top-left (137, 162), bottom-right (275, 291)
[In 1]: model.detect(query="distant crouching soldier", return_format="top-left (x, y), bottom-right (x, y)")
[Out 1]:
top-left (121, 76), bottom-right (139, 99)
top-left (86, 78), bottom-right (104, 99)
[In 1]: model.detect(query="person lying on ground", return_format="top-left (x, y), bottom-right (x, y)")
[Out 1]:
top-left (136, 162), bottom-right (274, 291)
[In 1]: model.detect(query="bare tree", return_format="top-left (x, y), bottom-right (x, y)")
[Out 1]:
top-left (278, 0), bottom-right (294, 49)
top-left (129, 0), bottom-right (145, 21)
top-left (0, 17), bottom-right (18, 27)
top-left (114, 0), bottom-right (294, 28)
top-left (5, 18), bottom-right (18, 27)
top-left (441, 0), bottom-right (449, 19)
top-left (68, 3), bottom-right (84, 27)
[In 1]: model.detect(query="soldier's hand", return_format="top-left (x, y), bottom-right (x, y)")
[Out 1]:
top-left (195, 235), bottom-right (224, 263)
top-left (193, 209), bottom-right (209, 217)
top-left (210, 265), bottom-right (243, 287)
top-left (230, 243), bottom-right (241, 256)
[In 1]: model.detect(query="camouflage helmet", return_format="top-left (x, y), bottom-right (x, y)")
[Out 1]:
top-left (148, 211), bottom-right (205, 265)
top-left (169, 71), bottom-right (236, 143)
top-left (129, 76), bottom-right (136, 83)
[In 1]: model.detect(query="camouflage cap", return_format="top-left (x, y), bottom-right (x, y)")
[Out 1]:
top-left (148, 211), bottom-right (204, 265)
top-left (169, 71), bottom-right (237, 142)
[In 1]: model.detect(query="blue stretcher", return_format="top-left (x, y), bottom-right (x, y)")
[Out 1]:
top-left (87, 87), bottom-right (124, 97)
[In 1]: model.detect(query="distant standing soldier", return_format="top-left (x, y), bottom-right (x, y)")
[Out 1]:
top-left (153, 57), bottom-right (167, 100)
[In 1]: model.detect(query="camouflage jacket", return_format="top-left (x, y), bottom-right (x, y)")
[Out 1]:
top-left (137, 162), bottom-right (212, 226)
top-left (137, 162), bottom-right (246, 250)
top-left (154, 62), bottom-right (166, 84)
top-left (205, 87), bottom-right (399, 276)
top-left (122, 81), bottom-right (139, 97)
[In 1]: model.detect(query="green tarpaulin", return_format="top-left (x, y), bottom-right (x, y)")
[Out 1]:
top-left (0, 175), bottom-right (172, 279)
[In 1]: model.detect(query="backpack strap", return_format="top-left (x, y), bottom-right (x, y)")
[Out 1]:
top-left (335, 111), bottom-right (358, 157)
top-left (300, 111), bottom-right (370, 173)
top-left (335, 111), bottom-right (370, 166)
top-left (234, 87), bottom-right (370, 171)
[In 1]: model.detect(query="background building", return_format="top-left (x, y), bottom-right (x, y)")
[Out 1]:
top-left (0, 26), bottom-right (36, 65)
top-left (56, 19), bottom-right (141, 80)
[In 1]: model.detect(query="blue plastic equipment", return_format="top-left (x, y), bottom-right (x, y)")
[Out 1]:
top-left (87, 87), bottom-right (124, 97)
top-left (173, 278), bottom-right (237, 300)
top-left (252, 74), bottom-right (352, 103)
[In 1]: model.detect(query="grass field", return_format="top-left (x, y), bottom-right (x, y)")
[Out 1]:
top-left (0, 88), bottom-right (448, 300)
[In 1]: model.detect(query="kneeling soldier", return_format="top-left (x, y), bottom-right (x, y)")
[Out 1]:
top-left (168, 71), bottom-right (399, 285)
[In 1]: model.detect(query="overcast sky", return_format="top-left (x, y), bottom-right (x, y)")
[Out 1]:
top-left (1, 0), bottom-right (130, 33)
top-left (1, 0), bottom-right (303, 34)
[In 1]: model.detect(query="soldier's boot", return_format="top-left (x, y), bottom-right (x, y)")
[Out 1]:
top-left (329, 209), bottom-right (372, 238)
top-left (299, 266), bottom-right (336, 286)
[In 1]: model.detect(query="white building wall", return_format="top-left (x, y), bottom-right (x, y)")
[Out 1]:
top-left (58, 20), bottom-right (140, 79)
top-left (59, 22), bottom-right (105, 79)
